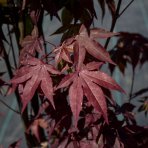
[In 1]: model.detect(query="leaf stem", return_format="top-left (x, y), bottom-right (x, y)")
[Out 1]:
top-left (45, 40), bottom-right (56, 48)
top-left (0, 99), bottom-right (20, 114)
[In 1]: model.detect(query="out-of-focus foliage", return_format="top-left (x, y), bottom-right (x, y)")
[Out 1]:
top-left (109, 32), bottom-right (148, 74)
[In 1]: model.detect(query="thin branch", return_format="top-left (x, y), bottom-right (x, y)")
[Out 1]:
top-left (118, 0), bottom-right (135, 18)
top-left (7, 25), bottom-right (17, 68)
top-left (0, 99), bottom-right (20, 114)
top-left (3, 49), bottom-right (21, 109)
top-left (3, 31), bottom-right (29, 128)
top-left (129, 69), bottom-right (135, 101)
top-left (104, 0), bottom-right (123, 49)
top-left (41, 50), bottom-right (53, 60)
top-left (104, 0), bottom-right (135, 49)
top-left (3, 47), bottom-right (14, 78)
top-left (45, 40), bottom-right (56, 48)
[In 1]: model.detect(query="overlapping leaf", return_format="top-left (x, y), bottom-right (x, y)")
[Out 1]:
top-left (56, 62), bottom-right (124, 126)
top-left (11, 57), bottom-right (59, 112)
top-left (74, 24), bottom-right (117, 65)
top-left (54, 24), bottom-right (118, 66)
top-left (53, 38), bottom-right (74, 65)
top-left (97, 0), bottom-right (116, 19)
top-left (19, 26), bottom-right (44, 64)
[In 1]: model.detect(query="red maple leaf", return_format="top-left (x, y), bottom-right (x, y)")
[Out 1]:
top-left (19, 26), bottom-right (44, 64)
top-left (54, 39), bottom-right (73, 64)
top-left (56, 62), bottom-right (124, 126)
top-left (11, 57), bottom-right (60, 112)
top-left (73, 24), bottom-right (117, 66)
top-left (53, 25), bottom-right (118, 66)
top-left (53, 38), bottom-right (74, 65)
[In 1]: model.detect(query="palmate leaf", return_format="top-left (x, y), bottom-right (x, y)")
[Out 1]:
top-left (11, 57), bottom-right (60, 112)
top-left (19, 26), bottom-right (44, 64)
top-left (53, 38), bottom-right (74, 65)
top-left (56, 62), bottom-right (124, 126)
top-left (74, 24), bottom-right (116, 65)
top-left (54, 24), bottom-right (118, 66)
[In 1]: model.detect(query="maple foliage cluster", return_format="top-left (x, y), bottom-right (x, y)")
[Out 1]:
top-left (0, 0), bottom-right (148, 148)
top-left (9, 24), bottom-right (125, 146)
